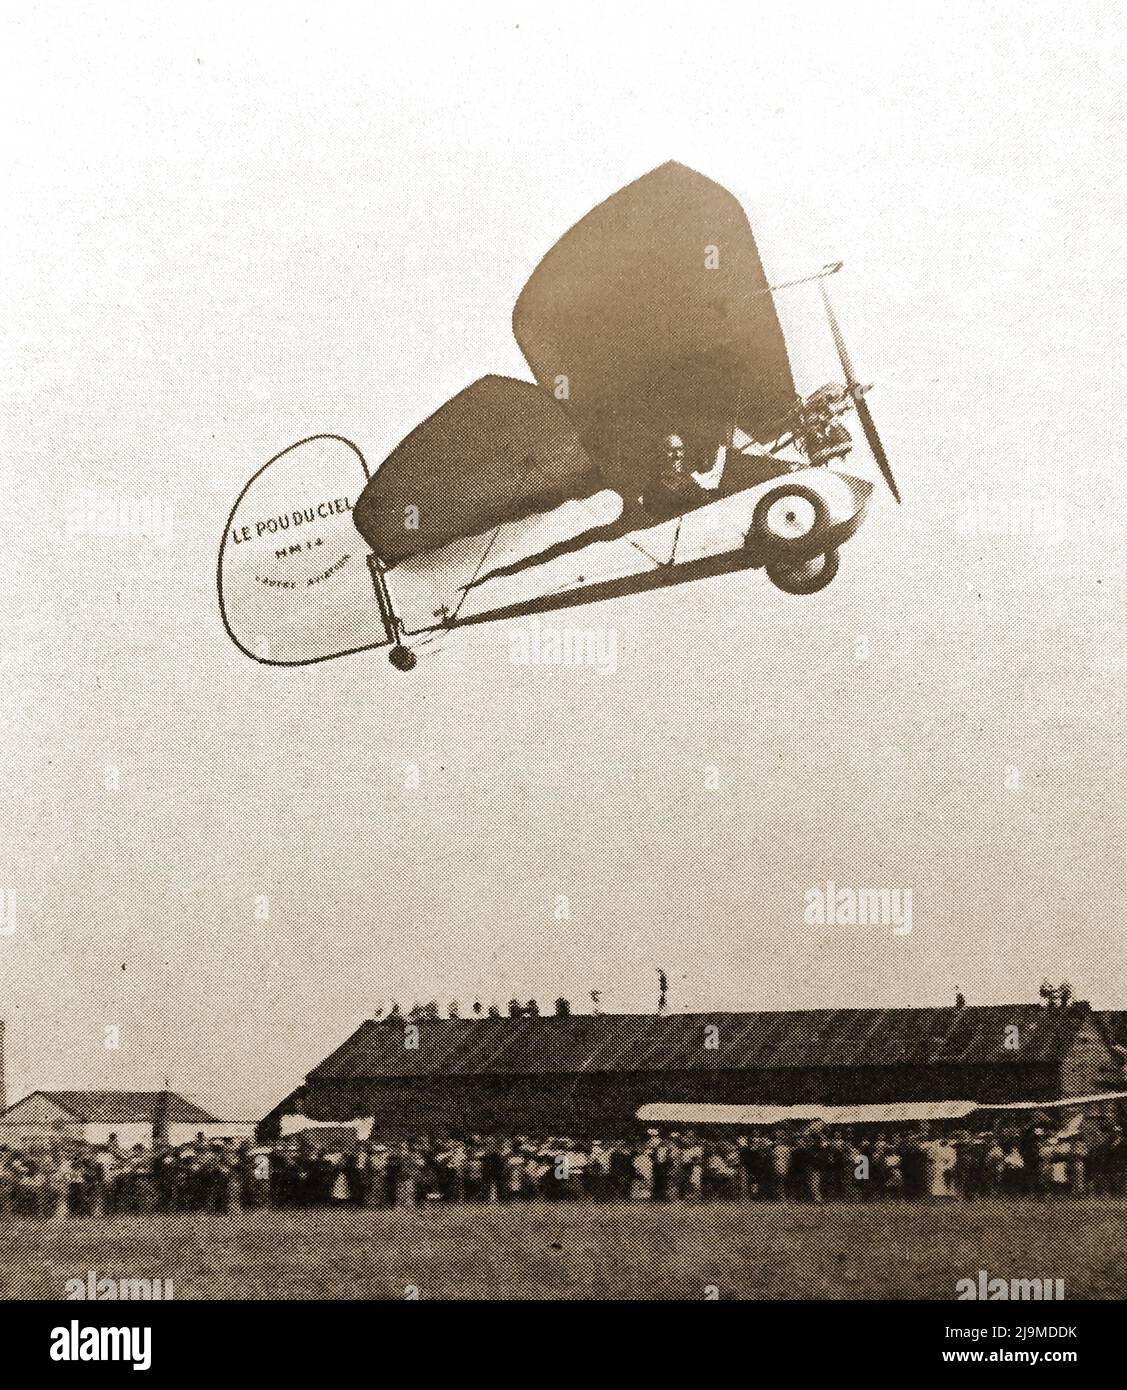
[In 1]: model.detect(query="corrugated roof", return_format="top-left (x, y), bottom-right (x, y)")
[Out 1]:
top-left (9, 1091), bottom-right (219, 1124)
top-left (307, 1005), bottom-right (1093, 1083)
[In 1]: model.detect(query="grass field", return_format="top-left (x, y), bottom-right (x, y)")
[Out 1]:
top-left (3, 1199), bottom-right (1125, 1299)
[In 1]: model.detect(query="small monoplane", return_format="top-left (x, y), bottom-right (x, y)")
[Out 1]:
top-left (219, 161), bottom-right (900, 670)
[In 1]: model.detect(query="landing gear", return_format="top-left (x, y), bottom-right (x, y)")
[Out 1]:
top-left (750, 483), bottom-right (828, 550)
top-left (367, 555), bottom-right (417, 673)
top-left (766, 547), bottom-right (840, 595)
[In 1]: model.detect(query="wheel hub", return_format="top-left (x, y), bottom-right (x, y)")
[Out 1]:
top-left (764, 494), bottom-right (818, 540)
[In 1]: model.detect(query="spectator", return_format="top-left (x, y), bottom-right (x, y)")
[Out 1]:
top-left (768, 1130), bottom-right (791, 1202)
top-left (1, 1116), bottom-right (1125, 1222)
top-left (1000, 1143), bottom-right (1026, 1196)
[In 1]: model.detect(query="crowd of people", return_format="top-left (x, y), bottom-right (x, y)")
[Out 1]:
top-left (2, 1118), bottom-right (1126, 1219)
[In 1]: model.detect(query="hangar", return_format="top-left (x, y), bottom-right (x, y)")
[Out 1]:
top-left (264, 1001), bottom-right (1125, 1138)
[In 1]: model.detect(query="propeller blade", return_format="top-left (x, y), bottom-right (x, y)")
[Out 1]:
top-left (819, 280), bottom-right (902, 503)
top-left (853, 388), bottom-right (901, 504)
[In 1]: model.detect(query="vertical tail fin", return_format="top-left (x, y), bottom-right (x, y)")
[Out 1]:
top-left (218, 435), bottom-right (390, 665)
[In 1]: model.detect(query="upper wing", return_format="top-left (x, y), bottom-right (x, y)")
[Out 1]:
top-left (353, 375), bottom-right (602, 565)
top-left (512, 160), bottom-right (797, 494)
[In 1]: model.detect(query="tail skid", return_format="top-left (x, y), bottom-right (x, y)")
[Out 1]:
top-left (367, 556), bottom-right (417, 670)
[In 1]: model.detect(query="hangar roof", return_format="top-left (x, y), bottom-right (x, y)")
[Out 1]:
top-left (306, 1005), bottom-right (1102, 1082)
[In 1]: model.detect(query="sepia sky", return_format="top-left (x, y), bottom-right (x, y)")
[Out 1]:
top-left (2, 1), bottom-right (1124, 1115)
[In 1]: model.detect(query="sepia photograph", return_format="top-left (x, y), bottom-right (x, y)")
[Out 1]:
top-left (2, 0), bottom-right (1123, 1368)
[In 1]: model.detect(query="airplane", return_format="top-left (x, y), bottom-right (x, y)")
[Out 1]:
top-left (218, 160), bottom-right (901, 672)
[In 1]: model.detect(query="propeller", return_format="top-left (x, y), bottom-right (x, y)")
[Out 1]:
top-left (819, 279), bottom-right (901, 504)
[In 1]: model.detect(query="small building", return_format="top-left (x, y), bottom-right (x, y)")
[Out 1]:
top-left (0, 1091), bottom-right (247, 1149)
top-left (263, 1001), bottom-right (1126, 1138)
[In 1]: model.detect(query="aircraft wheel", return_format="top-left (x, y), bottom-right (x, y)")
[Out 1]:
top-left (389, 645), bottom-right (417, 672)
top-left (766, 548), bottom-right (840, 596)
top-left (749, 483), bottom-right (828, 551)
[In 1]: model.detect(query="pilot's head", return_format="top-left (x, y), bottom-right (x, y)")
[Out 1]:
top-left (661, 434), bottom-right (686, 478)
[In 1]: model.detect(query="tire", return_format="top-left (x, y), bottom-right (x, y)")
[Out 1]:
top-left (749, 483), bottom-right (828, 552)
top-left (766, 548), bottom-right (840, 596)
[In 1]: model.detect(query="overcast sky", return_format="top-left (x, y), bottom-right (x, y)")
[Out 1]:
top-left (2, 2), bottom-right (1124, 1116)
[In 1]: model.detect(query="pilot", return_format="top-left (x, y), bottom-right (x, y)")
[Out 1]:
top-left (641, 434), bottom-right (704, 516)
top-left (460, 432), bottom-right (704, 593)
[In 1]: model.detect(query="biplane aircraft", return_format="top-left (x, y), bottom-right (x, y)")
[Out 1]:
top-left (219, 161), bottom-right (900, 671)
